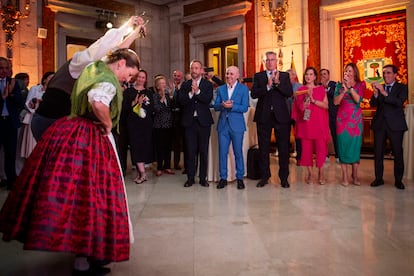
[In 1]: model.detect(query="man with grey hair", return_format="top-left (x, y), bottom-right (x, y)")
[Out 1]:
top-left (251, 51), bottom-right (293, 188)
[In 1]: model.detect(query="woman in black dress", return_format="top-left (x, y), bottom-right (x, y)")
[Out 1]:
top-left (123, 69), bottom-right (154, 184)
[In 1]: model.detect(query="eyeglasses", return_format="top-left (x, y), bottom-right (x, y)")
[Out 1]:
top-left (265, 59), bottom-right (277, 62)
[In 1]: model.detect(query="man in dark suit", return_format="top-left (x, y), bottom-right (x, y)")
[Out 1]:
top-left (0, 57), bottom-right (24, 190)
top-left (178, 60), bottom-right (213, 187)
top-left (213, 66), bottom-right (249, 190)
top-left (170, 69), bottom-right (185, 171)
top-left (251, 51), bottom-right (293, 188)
top-left (370, 64), bottom-right (408, 190)
top-left (320, 68), bottom-right (339, 162)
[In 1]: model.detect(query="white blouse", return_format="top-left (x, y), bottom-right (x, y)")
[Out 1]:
top-left (87, 82), bottom-right (116, 107)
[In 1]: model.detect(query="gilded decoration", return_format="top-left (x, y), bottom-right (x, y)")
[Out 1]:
top-left (341, 10), bottom-right (407, 87)
top-left (341, 10), bottom-right (407, 108)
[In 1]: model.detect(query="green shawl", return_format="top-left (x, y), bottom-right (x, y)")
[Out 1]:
top-left (69, 60), bottom-right (123, 130)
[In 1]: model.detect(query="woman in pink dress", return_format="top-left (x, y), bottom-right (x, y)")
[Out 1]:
top-left (292, 67), bottom-right (330, 184)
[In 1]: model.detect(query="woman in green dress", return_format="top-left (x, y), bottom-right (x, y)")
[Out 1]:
top-left (334, 62), bottom-right (366, 186)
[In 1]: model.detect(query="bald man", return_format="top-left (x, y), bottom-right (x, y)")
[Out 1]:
top-left (213, 66), bottom-right (249, 189)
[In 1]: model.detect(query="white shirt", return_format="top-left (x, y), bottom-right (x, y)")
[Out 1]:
top-left (227, 81), bottom-right (237, 99)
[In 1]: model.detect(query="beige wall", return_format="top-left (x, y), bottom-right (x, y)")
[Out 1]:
top-left (0, 0), bottom-right (43, 87)
top-left (255, 0), bottom-right (309, 78)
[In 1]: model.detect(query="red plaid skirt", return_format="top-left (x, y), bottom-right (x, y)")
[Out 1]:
top-left (0, 117), bottom-right (130, 262)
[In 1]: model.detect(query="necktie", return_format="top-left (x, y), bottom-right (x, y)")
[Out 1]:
top-left (0, 79), bottom-right (4, 94)
top-left (386, 85), bottom-right (391, 94)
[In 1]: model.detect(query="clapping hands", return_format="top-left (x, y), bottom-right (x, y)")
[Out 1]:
top-left (222, 100), bottom-right (233, 109)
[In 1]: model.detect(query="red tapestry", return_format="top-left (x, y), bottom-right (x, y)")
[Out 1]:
top-left (340, 10), bottom-right (407, 106)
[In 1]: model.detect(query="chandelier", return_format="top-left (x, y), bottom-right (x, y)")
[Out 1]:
top-left (0, 0), bottom-right (31, 59)
top-left (261, 0), bottom-right (289, 46)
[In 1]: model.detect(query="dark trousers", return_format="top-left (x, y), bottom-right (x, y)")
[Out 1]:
top-left (257, 114), bottom-right (290, 181)
top-left (184, 119), bottom-right (211, 181)
top-left (329, 119), bottom-right (338, 158)
top-left (295, 138), bottom-right (302, 161)
top-left (154, 128), bottom-right (173, 170)
top-left (0, 117), bottom-right (18, 188)
top-left (373, 123), bottom-right (405, 182)
top-left (172, 124), bottom-right (184, 168)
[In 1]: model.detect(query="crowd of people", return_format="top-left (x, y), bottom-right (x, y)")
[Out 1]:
top-left (0, 17), bottom-right (409, 276)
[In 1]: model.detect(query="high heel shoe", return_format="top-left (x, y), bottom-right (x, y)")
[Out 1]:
top-left (318, 179), bottom-right (325, 185)
top-left (306, 176), bottom-right (313, 184)
top-left (164, 169), bottom-right (175, 175)
top-left (353, 179), bottom-right (361, 186)
top-left (341, 181), bottom-right (349, 187)
top-left (134, 176), bottom-right (147, 184)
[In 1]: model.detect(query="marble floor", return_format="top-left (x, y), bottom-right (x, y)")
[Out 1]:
top-left (0, 156), bottom-right (413, 276)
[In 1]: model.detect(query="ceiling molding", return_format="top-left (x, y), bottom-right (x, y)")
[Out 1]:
top-left (182, 1), bottom-right (251, 25)
top-left (47, 0), bottom-right (135, 17)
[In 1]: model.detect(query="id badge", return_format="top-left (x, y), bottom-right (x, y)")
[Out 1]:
top-left (303, 108), bottom-right (311, 121)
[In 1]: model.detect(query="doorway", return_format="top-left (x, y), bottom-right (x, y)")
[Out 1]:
top-left (204, 38), bottom-right (238, 81)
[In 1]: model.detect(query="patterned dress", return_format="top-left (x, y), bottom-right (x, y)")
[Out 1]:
top-left (334, 81), bottom-right (366, 164)
top-left (0, 61), bottom-right (131, 262)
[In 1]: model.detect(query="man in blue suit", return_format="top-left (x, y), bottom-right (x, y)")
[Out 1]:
top-left (214, 66), bottom-right (249, 189)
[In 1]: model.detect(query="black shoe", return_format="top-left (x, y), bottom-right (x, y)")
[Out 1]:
top-left (281, 180), bottom-right (290, 188)
top-left (256, 179), bottom-right (268, 188)
top-left (72, 266), bottom-right (111, 276)
top-left (237, 179), bottom-right (245, 190)
top-left (199, 179), bottom-right (209, 187)
top-left (370, 179), bottom-right (384, 187)
top-left (184, 179), bottom-right (194, 187)
top-left (0, 179), bottom-right (7, 188)
top-left (216, 179), bottom-right (227, 189)
top-left (395, 181), bottom-right (405, 190)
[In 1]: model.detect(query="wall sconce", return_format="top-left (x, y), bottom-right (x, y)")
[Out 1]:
top-left (0, 0), bottom-right (31, 59)
top-left (261, 0), bottom-right (289, 46)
